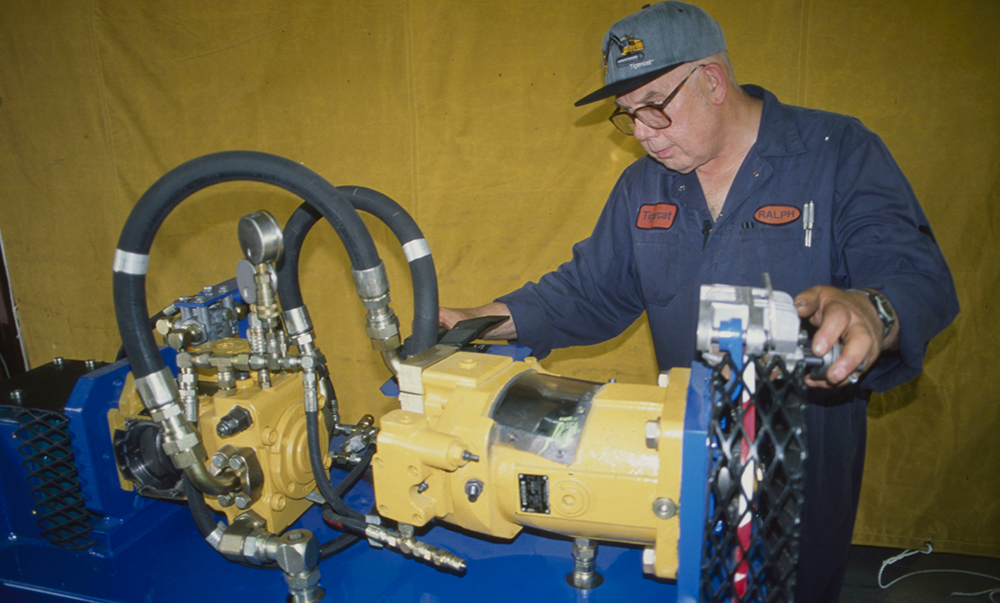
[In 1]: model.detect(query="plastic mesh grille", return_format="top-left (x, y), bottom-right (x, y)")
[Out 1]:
top-left (13, 408), bottom-right (98, 550)
top-left (700, 354), bottom-right (807, 603)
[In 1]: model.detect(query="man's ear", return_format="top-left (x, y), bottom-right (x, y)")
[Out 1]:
top-left (700, 62), bottom-right (728, 105)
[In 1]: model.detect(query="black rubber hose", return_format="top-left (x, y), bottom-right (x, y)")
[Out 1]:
top-left (115, 308), bottom-right (169, 362)
top-left (306, 409), bottom-right (366, 521)
top-left (276, 186), bottom-right (439, 356)
top-left (113, 151), bottom-right (381, 380)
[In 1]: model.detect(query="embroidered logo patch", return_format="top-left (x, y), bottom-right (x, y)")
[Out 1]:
top-left (754, 205), bottom-right (801, 225)
top-left (636, 203), bottom-right (678, 230)
top-left (604, 34), bottom-right (645, 74)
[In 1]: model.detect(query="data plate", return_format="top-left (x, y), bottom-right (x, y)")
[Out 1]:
top-left (518, 473), bottom-right (549, 514)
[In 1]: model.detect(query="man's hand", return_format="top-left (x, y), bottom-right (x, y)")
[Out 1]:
top-left (794, 286), bottom-right (899, 388)
top-left (439, 302), bottom-right (517, 341)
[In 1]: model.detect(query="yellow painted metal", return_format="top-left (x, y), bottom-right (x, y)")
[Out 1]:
top-left (110, 339), bottom-right (327, 534)
top-left (373, 351), bottom-right (688, 578)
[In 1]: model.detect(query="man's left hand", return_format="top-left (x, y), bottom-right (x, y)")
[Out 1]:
top-left (794, 286), bottom-right (899, 388)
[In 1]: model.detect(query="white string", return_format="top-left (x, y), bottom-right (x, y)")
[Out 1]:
top-left (878, 541), bottom-right (1000, 602)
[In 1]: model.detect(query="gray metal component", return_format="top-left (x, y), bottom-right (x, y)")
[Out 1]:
top-left (696, 280), bottom-right (805, 370)
top-left (302, 370), bottom-right (319, 413)
top-left (238, 210), bottom-right (283, 265)
top-left (464, 479), bottom-right (484, 503)
top-left (653, 497), bottom-right (678, 520)
top-left (364, 524), bottom-right (467, 573)
top-left (135, 367), bottom-right (180, 410)
top-left (236, 259), bottom-right (259, 304)
top-left (566, 538), bottom-right (603, 590)
top-left (283, 306), bottom-right (314, 337)
top-left (162, 282), bottom-right (242, 350)
top-left (217, 405), bottom-right (254, 438)
top-left (352, 263), bottom-right (389, 299)
top-left (642, 547), bottom-right (656, 575)
top-left (211, 445), bottom-right (264, 508)
top-left (177, 366), bottom-right (199, 423)
top-left (645, 420), bottom-right (660, 450)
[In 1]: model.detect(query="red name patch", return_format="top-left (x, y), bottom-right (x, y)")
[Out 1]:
top-left (754, 205), bottom-right (801, 225)
top-left (636, 203), bottom-right (678, 230)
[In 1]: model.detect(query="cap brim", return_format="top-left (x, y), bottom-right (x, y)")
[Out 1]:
top-left (573, 62), bottom-right (683, 107)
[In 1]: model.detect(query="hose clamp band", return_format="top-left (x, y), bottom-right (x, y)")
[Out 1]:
top-left (136, 367), bottom-right (180, 410)
top-left (113, 249), bottom-right (150, 275)
top-left (353, 263), bottom-right (389, 299)
top-left (402, 238), bottom-right (431, 263)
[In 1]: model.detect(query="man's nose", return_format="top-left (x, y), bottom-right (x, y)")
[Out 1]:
top-left (633, 118), bottom-right (657, 141)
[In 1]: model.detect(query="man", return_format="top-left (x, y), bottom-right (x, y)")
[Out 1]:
top-left (441, 2), bottom-right (959, 601)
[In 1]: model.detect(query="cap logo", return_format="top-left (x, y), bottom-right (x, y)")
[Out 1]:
top-left (636, 203), bottom-right (677, 230)
top-left (753, 205), bottom-right (801, 225)
top-left (604, 34), bottom-right (645, 74)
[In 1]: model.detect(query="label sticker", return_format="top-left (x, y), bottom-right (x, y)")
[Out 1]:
top-left (754, 205), bottom-right (802, 225)
top-left (636, 203), bottom-right (678, 230)
top-left (518, 474), bottom-right (550, 514)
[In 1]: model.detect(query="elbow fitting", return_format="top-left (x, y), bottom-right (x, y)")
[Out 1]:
top-left (136, 367), bottom-right (240, 496)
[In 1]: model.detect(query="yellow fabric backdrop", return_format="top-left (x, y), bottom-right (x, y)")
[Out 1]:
top-left (1, 0), bottom-right (996, 557)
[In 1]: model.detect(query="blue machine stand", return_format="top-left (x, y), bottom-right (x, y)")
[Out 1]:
top-left (1, 347), bottom-right (721, 603)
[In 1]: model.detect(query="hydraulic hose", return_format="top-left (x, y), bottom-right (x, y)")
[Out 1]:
top-left (276, 187), bottom-right (439, 357)
top-left (113, 151), bottom-right (381, 382)
top-left (113, 151), bottom-right (383, 497)
top-left (305, 408), bottom-right (368, 521)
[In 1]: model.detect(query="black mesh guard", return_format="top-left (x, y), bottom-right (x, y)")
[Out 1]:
top-left (14, 409), bottom-right (98, 550)
top-left (700, 354), bottom-right (808, 603)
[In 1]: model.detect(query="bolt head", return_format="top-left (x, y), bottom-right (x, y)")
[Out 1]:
top-left (652, 497), bottom-right (677, 520)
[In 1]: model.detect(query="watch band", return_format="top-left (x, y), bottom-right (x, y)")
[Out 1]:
top-left (847, 288), bottom-right (897, 340)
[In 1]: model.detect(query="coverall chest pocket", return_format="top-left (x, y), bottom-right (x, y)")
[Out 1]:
top-left (734, 223), bottom-right (824, 284)
top-left (633, 234), bottom-right (682, 307)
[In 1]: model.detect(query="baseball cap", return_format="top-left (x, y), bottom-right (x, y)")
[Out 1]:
top-left (574, 1), bottom-right (726, 106)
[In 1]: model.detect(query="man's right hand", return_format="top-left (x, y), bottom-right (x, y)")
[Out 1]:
top-left (439, 302), bottom-right (517, 340)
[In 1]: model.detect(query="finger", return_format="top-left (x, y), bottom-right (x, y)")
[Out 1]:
top-left (811, 300), bottom-right (851, 357)
top-left (823, 323), bottom-right (870, 384)
top-left (794, 287), bottom-right (821, 320)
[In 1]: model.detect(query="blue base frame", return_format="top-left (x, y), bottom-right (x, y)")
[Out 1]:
top-left (0, 348), bottom-right (715, 603)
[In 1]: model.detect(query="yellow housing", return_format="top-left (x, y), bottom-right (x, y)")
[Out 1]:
top-left (373, 350), bottom-right (688, 578)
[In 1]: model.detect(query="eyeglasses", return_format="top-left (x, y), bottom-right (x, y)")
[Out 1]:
top-left (609, 65), bottom-right (704, 136)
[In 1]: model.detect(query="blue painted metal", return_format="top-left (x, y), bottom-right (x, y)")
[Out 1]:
top-left (676, 360), bottom-right (714, 603)
top-left (1, 338), bottom-right (723, 602)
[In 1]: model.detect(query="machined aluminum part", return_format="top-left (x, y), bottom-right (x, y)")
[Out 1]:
top-left (364, 525), bottom-right (466, 573)
top-left (696, 283), bottom-right (803, 367)
top-left (238, 210), bottom-right (283, 265)
top-left (302, 371), bottom-right (319, 413)
top-left (283, 306), bottom-right (314, 337)
top-left (135, 367), bottom-right (180, 411)
top-left (353, 263), bottom-right (389, 299)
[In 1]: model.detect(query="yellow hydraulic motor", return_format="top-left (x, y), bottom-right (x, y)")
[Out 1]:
top-left (373, 346), bottom-right (689, 579)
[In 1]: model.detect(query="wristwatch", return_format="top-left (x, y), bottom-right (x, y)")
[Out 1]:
top-left (848, 288), bottom-right (897, 340)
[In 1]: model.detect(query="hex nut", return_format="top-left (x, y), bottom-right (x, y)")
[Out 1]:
top-left (645, 420), bottom-right (660, 450)
top-left (642, 547), bottom-right (657, 574)
top-left (284, 569), bottom-right (321, 591)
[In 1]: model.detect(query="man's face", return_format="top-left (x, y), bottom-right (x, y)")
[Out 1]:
top-left (615, 67), bottom-right (713, 174)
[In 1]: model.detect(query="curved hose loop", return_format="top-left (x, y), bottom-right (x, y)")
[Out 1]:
top-left (112, 151), bottom-right (383, 498)
top-left (113, 151), bottom-right (382, 381)
top-left (276, 187), bottom-right (439, 358)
